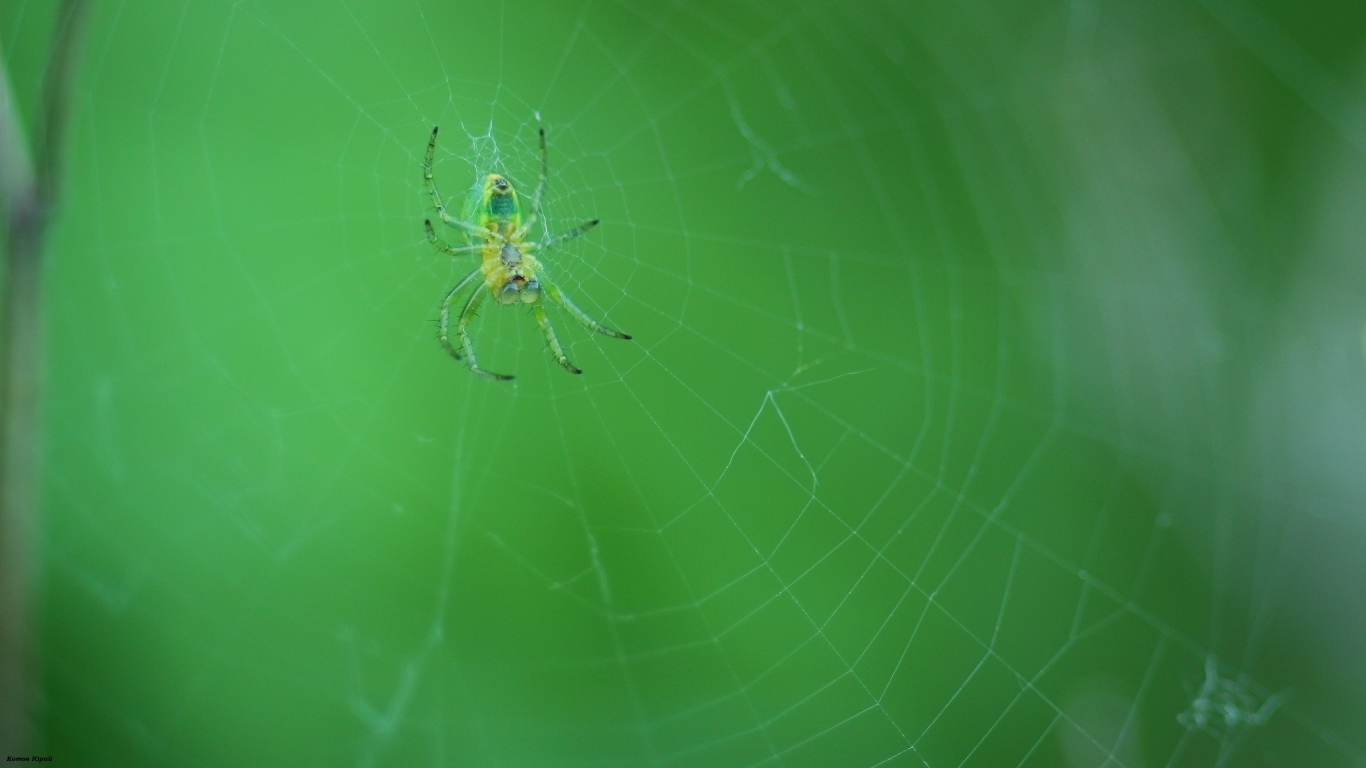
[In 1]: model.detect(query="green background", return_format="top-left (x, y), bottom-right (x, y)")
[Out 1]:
top-left (4, 0), bottom-right (1365, 765)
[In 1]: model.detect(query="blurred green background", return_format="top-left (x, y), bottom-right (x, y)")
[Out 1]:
top-left (3, 0), bottom-right (1365, 765)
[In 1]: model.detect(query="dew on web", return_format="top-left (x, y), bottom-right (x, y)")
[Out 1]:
top-left (1178, 656), bottom-right (1288, 739)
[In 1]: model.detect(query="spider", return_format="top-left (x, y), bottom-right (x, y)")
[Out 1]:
top-left (423, 125), bottom-right (631, 381)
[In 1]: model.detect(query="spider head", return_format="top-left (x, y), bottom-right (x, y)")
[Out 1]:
top-left (521, 279), bottom-right (541, 304)
top-left (496, 275), bottom-right (541, 306)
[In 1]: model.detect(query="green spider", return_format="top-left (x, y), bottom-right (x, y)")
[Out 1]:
top-left (423, 125), bottom-right (631, 381)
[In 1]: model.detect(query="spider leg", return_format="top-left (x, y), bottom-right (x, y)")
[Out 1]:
top-left (425, 126), bottom-right (502, 241)
top-left (534, 127), bottom-right (548, 214)
top-left (426, 219), bottom-right (484, 256)
top-left (440, 271), bottom-right (514, 381)
top-left (545, 280), bottom-right (632, 340)
top-left (437, 268), bottom-right (481, 355)
top-left (541, 218), bottom-right (599, 251)
top-left (533, 304), bottom-right (581, 375)
top-left (515, 129), bottom-right (550, 240)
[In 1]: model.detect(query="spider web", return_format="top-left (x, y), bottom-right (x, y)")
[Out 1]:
top-left (18, 0), bottom-right (1366, 766)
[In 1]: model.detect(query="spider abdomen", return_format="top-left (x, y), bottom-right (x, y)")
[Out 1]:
top-left (490, 193), bottom-right (516, 218)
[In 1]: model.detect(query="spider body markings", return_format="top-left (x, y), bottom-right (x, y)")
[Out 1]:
top-left (424, 125), bottom-right (630, 381)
